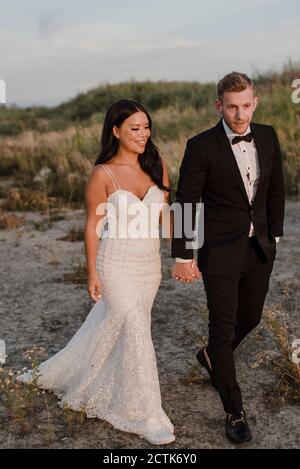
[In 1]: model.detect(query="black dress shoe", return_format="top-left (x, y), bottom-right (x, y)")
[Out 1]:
top-left (225, 410), bottom-right (252, 443)
top-left (196, 347), bottom-right (217, 388)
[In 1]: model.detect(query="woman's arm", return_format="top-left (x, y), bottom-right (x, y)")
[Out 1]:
top-left (84, 166), bottom-right (108, 300)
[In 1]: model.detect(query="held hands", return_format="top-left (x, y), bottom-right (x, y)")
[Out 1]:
top-left (87, 262), bottom-right (200, 297)
top-left (171, 260), bottom-right (201, 283)
top-left (87, 272), bottom-right (102, 302)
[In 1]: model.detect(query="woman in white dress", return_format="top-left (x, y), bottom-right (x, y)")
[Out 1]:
top-left (17, 99), bottom-right (175, 445)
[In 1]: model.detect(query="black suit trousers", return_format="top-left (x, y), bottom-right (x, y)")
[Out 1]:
top-left (201, 235), bottom-right (276, 414)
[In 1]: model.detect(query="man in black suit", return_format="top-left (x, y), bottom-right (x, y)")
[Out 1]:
top-left (171, 71), bottom-right (285, 443)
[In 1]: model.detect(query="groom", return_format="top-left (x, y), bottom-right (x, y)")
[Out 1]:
top-left (171, 71), bottom-right (285, 443)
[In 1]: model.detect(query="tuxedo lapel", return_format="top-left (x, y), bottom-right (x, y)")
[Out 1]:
top-left (250, 123), bottom-right (265, 206)
top-left (215, 120), bottom-right (250, 205)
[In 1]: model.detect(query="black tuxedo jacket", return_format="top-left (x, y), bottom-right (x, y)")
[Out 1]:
top-left (171, 119), bottom-right (285, 276)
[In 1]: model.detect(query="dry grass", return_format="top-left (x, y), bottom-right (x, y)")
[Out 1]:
top-left (2, 188), bottom-right (58, 212)
top-left (0, 347), bottom-right (88, 443)
top-left (62, 406), bottom-right (87, 436)
top-left (181, 363), bottom-right (210, 386)
top-left (0, 81), bottom-right (298, 212)
top-left (265, 329), bottom-right (300, 403)
top-left (261, 281), bottom-right (300, 405)
top-left (0, 211), bottom-right (27, 245)
top-left (0, 124), bottom-right (97, 210)
top-left (0, 347), bottom-right (48, 435)
top-left (63, 262), bottom-right (87, 285)
top-left (0, 212), bottom-right (26, 230)
top-left (58, 226), bottom-right (84, 242)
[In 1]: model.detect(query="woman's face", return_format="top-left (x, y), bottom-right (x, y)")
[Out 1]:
top-left (113, 111), bottom-right (151, 155)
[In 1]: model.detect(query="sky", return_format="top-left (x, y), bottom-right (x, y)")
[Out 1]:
top-left (0, 0), bottom-right (299, 107)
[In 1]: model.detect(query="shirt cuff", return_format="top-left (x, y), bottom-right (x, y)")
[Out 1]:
top-left (175, 258), bottom-right (194, 263)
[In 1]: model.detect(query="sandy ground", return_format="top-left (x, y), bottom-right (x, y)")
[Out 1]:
top-left (0, 201), bottom-right (299, 449)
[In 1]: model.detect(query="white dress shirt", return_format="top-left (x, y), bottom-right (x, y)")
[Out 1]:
top-left (176, 119), bottom-right (279, 263)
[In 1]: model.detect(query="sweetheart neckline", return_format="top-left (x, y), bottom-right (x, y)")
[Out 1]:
top-left (107, 185), bottom-right (160, 203)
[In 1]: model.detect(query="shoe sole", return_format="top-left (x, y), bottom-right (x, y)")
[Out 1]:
top-left (142, 434), bottom-right (175, 445)
top-left (225, 432), bottom-right (252, 443)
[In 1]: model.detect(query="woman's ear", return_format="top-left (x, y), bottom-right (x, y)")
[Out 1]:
top-left (113, 126), bottom-right (119, 139)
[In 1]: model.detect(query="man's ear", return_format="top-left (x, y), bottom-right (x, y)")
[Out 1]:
top-left (253, 96), bottom-right (259, 111)
top-left (215, 98), bottom-right (223, 114)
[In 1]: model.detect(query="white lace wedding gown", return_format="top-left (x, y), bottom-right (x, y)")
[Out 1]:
top-left (17, 164), bottom-right (174, 441)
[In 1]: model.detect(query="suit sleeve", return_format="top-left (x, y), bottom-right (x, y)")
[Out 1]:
top-left (266, 127), bottom-right (285, 237)
top-left (171, 138), bottom-right (207, 259)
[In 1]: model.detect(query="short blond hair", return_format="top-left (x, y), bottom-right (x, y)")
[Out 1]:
top-left (217, 72), bottom-right (256, 100)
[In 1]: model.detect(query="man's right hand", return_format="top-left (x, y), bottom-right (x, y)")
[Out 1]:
top-left (171, 260), bottom-right (201, 283)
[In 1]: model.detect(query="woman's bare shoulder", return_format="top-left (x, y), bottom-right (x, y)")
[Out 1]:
top-left (86, 164), bottom-right (110, 194)
top-left (91, 163), bottom-right (109, 180)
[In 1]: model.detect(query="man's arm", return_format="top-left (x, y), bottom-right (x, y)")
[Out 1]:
top-left (171, 138), bottom-right (207, 259)
top-left (266, 127), bottom-right (285, 238)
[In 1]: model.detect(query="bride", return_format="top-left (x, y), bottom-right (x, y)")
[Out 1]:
top-left (17, 99), bottom-right (175, 445)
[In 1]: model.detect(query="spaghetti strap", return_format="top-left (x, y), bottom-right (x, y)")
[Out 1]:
top-left (100, 164), bottom-right (121, 191)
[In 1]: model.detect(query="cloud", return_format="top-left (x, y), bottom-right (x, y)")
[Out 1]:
top-left (38, 9), bottom-right (63, 41)
top-left (125, 39), bottom-right (206, 52)
top-left (2, 0), bottom-right (299, 106)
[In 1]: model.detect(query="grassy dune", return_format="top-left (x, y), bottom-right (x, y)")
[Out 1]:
top-left (0, 65), bottom-right (299, 211)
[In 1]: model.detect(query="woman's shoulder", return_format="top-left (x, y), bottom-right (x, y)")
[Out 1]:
top-left (90, 164), bottom-right (110, 185)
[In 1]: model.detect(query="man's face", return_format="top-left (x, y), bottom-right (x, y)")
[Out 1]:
top-left (215, 86), bottom-right (258, 134)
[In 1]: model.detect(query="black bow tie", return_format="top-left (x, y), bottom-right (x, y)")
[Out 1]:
top-left (231, 132), bottom-right (253, 145)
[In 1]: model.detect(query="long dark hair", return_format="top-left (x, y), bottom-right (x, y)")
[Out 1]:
top-left (95, 99), bottom-right (170, 193)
